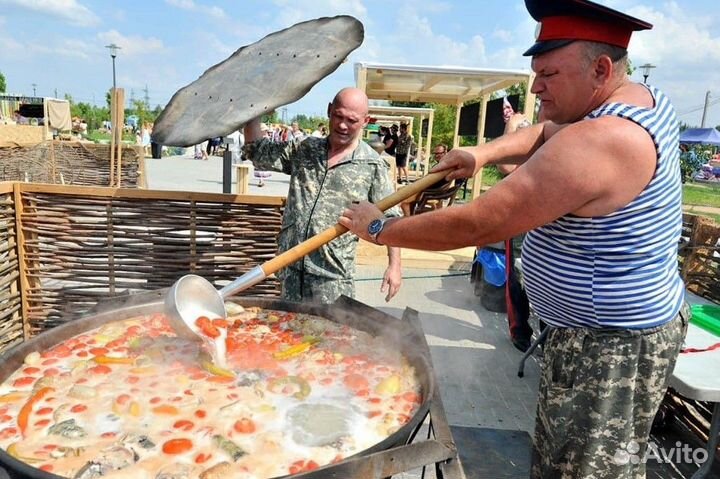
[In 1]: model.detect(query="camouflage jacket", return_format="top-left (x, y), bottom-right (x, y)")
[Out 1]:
top-left (243, 136), bottom-right (400, 280)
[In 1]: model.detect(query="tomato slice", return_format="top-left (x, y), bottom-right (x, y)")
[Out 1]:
top-left (173, 420), bottom-right (195, 432)
top-left (195, 316), bottom-right (220, 339)
top-left (162, 438), bottom-right (193, 454)
top-left (233, 417), bottom-right (256, 434)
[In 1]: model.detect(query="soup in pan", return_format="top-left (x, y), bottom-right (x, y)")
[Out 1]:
top-left (0, 305), bottom-right (422, 478)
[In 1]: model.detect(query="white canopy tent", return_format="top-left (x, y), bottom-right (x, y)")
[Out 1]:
top-left (368, 105), bottom-right (435, 174)
top-left (355, 62), bottom-right (536, 197)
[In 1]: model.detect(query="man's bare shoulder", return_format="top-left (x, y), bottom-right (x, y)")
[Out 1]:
top-left (548, 115), bottom-right (654, 161)
top-left (535, 115), bottom-right (657, 216)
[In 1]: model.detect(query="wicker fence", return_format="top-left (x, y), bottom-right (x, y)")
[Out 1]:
top-left (0, 184), bottom-right (21, 353)
top-left (680, 214), bottom-right (720, 304)
top-left (0, 182), bottom-right (284, 351)
top-left (0, 141), bottom-right (146, 188)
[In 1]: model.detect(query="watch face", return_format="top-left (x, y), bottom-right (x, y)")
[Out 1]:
top-left (368, 219), bottom-right (383, 235)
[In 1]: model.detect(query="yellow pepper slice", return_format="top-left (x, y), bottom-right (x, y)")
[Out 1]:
top-left (7, 443), bottom-right (43, 464)
top-left (272, 337), bottom-right (320, 361)
top-left (201, 360), bottom-right (235, 378)
top-left (0, 391), bottom-right (26, 403)
top-left (93, 356), bottom-right (135, 365)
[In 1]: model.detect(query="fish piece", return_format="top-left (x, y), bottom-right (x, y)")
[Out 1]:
top-left (73, 446), bottom-right (137, 479)
top-left (155, 463), bottom-right (194, 479)
top-left (151, 15), bottom-right (364, 146)
top-left (199, 462), bottom-right (232, 479)
top-left (212, 434), bottom-right (246, 462)
top-left (121, 433), bottom-right (156, 451)
top-left (48, 418), bottom-right (86, 438)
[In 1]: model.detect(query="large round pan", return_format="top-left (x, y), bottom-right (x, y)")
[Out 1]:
top-left (0, 296), bottom-right (436, 479)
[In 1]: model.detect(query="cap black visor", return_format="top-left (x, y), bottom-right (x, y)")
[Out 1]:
top-left (523, 39), bottom-right (574, 56)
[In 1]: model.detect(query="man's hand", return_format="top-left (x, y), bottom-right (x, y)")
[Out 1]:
top-left (381, 262), bottom-right (402, 302)
top-left (431, 147), bottom-right (480, 181)
top-left (243, 117), bottom-right (264, 143)
top-left (339, 201), bottom-right (383, 241)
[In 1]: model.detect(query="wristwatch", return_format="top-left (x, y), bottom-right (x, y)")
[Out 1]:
top-left (368, 217), bottom-right (388, 244)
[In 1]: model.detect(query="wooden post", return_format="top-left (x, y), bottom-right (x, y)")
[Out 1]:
top-left (236, 164), bottom-right (250, 195)
top-left (135, 145), bottom-right (148, 188)
top-left (471, 96), bottom-right (490, 200)
top-left (106, 202), bottom-right (115, 295)
top-left (452, 102), bottom-right (462, 149)
top-left (42, 99), bottom-right (49, 141)
top-left (6, 191), bottom-right (22, 340)
top-left (416, 114), bottom-right (424, 174)
top-left (13, 184), bottom-right (31, 340)
top-left (356, 65), bottom-right (368, 93)
top-left (109, 88), bottom-right (116, 187)
top-left (50, 139), bottom-right (57, 183)
top-left (115, 88), bottom-right (125, 187)
top-left (424, 111), bottom-right (434, 174)
top-left (524, 73), bottom-right (537, 122)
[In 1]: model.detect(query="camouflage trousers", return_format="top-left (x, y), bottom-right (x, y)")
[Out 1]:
top-left (531, 305), bottom-right (689, 479)
top-left (281, 268), bottom-right (354, 304)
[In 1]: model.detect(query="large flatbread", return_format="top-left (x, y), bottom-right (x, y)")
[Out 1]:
top-left (152, 15), bottom-right (364, 147)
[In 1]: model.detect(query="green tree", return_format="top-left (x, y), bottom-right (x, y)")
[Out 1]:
top-left (387, 100), bottom-right (461, 153)
top-left (129, 98), bottom-right (150, 126)
top-left (292, 114), bottom-right (327, 131)
top-left (0, 71), bottom-right (6, 93)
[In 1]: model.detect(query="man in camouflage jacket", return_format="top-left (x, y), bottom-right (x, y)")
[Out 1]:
top-left (243, 87), bottom-right (403, 303)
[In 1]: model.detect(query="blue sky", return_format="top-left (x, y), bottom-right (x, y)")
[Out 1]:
top-left (1, 0), bottom-right (719, 127)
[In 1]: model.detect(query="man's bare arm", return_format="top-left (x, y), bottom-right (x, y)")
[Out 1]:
top-left (381, 246), bottom-right (402, 302)
top-left (243, 118), bottom-right (263, 143)
top-left (341, 116), bottom-right (656, 250)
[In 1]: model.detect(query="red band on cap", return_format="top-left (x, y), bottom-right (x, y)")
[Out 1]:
top-left (538, 15), bottom-right (632, 48)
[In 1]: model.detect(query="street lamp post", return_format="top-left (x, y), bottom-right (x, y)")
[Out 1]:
top-left (31, 83), bottom-right (37, 96)
top-left (639, 63), bottom-right (656, 84)
top-left (105, 43), bottom-right (121, 91)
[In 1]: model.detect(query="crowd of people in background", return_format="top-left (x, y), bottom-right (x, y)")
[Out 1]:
top-left (680, 142), bottom-right (720, 182)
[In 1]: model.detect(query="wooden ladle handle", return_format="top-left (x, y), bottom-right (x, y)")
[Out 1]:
top-left (261, 171), bottom-right (448, 275)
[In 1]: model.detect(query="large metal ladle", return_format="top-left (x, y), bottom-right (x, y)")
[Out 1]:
top-left (165, 171), bottom-right (448, 339)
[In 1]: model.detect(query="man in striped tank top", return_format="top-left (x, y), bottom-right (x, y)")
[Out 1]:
top-left (341, 1), bottom-right (689, 477)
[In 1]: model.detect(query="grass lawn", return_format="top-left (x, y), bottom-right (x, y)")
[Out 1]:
top-left (85, 130), bottom-right (136, 143)
top-left (683, 182), bottom-right (720, 208)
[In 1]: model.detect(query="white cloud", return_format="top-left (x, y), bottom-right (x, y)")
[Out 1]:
top-left (359, 9), bottom-right (491, 69)
top-left (0, 0), bottom-right (100, 27)
top-left (0, 31), bottom-right (94, 61)
top-left (269, 0), bottom-right (368, 28)
top-left (164, 0), bottom-right (227, 20)
top-left (619, 2), bottom-right (720, 126)
top-left (96, 30), bottom-right (165, 57)
top-left (0, 32), bottom-right (23, 56)
top-left (166, 0), bottom-right (195, 8)
top-left (492, 29), bottom-right (513, 43)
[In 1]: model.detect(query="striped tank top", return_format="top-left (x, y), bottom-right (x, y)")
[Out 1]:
top-left (521, 86), bottom-right (684, 329)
